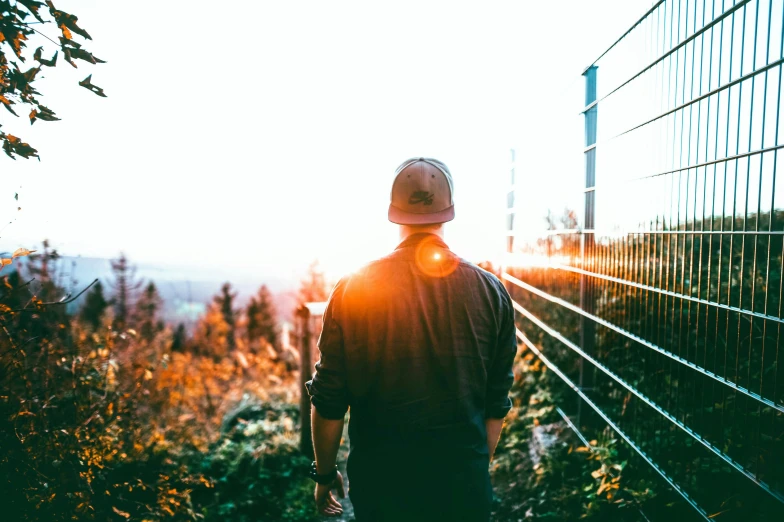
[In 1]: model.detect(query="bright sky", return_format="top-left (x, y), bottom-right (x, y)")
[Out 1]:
top-left (1, 0), bottom-right (653, 283)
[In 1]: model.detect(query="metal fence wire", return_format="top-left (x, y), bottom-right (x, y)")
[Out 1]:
top-left (503, 0), bottom-right (784, 520)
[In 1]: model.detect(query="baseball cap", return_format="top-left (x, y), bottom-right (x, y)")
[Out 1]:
top-left (388, 157), bottom-right (455, 225)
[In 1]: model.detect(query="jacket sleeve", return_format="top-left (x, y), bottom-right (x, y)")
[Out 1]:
top-left (485, 282), bottom-right (516, 419)
top-left (304, 280), bottom-right (350, 420)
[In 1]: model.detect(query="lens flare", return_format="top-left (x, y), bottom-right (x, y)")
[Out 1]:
top-left (414, 237), bottom-right (459, 278)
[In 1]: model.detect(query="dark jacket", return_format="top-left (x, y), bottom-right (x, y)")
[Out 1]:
top-left (305, 233), bottom-right (516, 520)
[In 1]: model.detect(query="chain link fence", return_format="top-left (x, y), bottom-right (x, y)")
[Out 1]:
top-left (503, 0), bottom-right (783, 519)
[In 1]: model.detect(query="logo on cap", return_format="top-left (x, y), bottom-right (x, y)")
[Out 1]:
top-left (409, 191), bottom-right (435, 206)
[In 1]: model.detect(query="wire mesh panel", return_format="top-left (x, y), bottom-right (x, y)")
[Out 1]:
top-left (504, 1), bottom-right (784, 519)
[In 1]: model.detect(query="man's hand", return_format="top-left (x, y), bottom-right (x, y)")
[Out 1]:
top-left (314, 471), bottom-right (346, 516)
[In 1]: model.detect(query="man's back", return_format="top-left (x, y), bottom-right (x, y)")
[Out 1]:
top-left (306, 232), bottom-right (516, 521)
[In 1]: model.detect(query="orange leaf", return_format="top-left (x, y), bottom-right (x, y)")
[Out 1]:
top-left (60, 24), bottom-right (72, 40)
top-left (112, 507), bottom-right (130, 519)
top-left (12, 248), bottom-right (36, 258)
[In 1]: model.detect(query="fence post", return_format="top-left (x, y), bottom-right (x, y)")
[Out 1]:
top-left (578, 65), bottom-right (598, 428)
top-left (507, 148), bottom-right (516, 255)
top-left (297, 305), bottom-right (314, 459)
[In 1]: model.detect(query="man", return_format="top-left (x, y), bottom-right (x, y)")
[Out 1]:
top-left (305, 157), bottom-right (517, 521)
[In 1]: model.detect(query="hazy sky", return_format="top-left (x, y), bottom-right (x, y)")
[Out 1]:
top-left (1, 0), bottom-right (653, 283)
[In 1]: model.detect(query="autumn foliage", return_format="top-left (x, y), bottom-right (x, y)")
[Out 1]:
top-left (0, 0), bottom-right (106, 159)
top-left (0, 249), bottom-right (319, 521)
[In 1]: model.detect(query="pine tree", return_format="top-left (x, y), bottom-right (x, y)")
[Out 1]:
top-left (80, 280), bottom-right (109, 330)
top-left (192, 302), bottom-right (231, 359)
top-left (298, 260), bottom-right (329, 304)
top-left (291, 261), bottom-right (330, 360)
top-left (171, 323), bottom-right (187, 352)
top-left (16, 240), bottom-right (69, 341)
top-left (215, 282), bottom-right (237, 351)
top-left (22, 239), bottom-right (61, 301)
top-left (246, 284), bottom-right (278, 350)
top-left (109, 253), bottom-right (142, 331)
top-left (134, 282), bottom-right (163, 342)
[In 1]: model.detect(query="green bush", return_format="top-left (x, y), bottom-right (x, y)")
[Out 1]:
top-left (491, 350), bottom-right (656, 522)
top-left (193, 403), bottom-right (318, 522)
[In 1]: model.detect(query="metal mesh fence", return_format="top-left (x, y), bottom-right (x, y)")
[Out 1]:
top-left (503, 0), bottom-right (784, 519)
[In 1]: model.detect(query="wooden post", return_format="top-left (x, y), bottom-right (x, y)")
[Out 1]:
top-left (297, 305), bottom-right (314, 459)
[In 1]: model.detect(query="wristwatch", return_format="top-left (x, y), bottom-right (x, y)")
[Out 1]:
top-left (309, 461), bottom-right (338, 485)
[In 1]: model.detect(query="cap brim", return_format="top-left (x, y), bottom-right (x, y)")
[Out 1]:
top-left (388, 204), bottom-right (455, 225)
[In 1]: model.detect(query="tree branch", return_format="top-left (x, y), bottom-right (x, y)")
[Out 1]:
top-left (12, 278), bottom-right (98, 312)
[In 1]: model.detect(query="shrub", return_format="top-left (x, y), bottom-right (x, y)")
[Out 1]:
top-left (491, 349), bottom-right (656, 521)
top-left (192, 403), bottom-right (317, 522)
top-left (1, 274), bottom-right (306, 521)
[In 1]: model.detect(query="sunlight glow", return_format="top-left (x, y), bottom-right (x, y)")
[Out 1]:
top-left (504, 252), bottom-right (573, 269)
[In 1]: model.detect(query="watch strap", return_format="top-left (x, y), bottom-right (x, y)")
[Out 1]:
top-left (309, 461), bottom-right (338, 485)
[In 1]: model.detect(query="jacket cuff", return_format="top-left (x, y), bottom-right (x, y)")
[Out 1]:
top-left (305, 380), bottom-right (349, 420)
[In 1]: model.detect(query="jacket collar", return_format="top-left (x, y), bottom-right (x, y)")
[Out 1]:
top-left (395, 233), bottom-right (449, 251)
